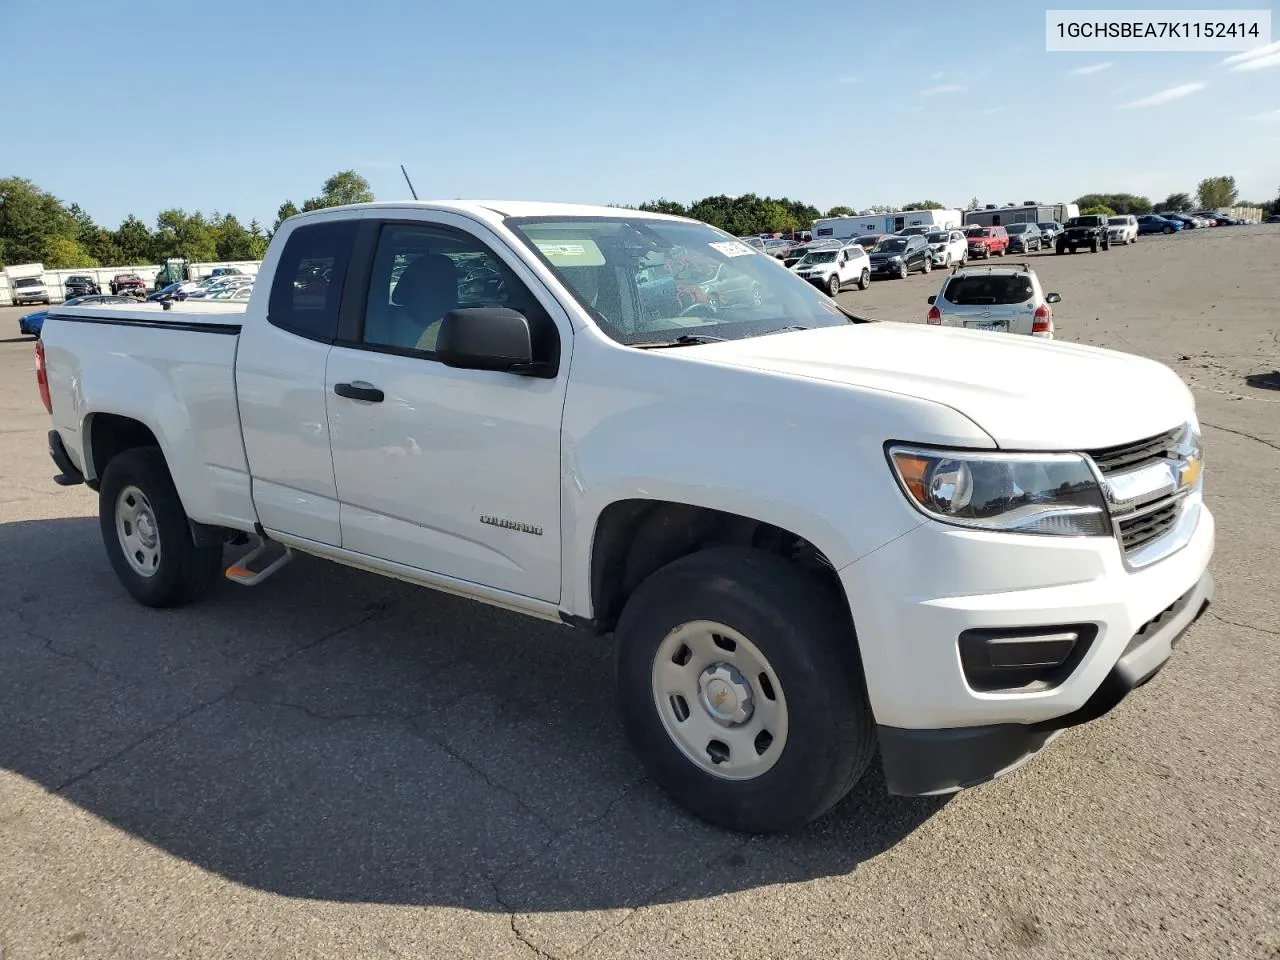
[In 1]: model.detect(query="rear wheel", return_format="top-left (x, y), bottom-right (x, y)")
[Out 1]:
top-left (98, 446), bottom-right (224, 607)
top-left (615, 547), bottom-right (876, 834)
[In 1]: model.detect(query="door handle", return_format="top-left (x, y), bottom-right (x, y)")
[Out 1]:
top-left (334, 381), bottom-right (384, 403)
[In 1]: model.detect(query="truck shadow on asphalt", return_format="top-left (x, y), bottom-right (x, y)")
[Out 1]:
top-left (0, 516), bottom-right (946, 911)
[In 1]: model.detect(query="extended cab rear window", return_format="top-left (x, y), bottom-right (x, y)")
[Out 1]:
top-left (268, 220), bottom-right (357, 342)
top-left (944, 275), bottom-right (1035, 305)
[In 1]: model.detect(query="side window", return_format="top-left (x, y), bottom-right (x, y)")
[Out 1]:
top-left (360, 222), bottom-right (555, 360)
top-left (268, 220), bottom-right (356, 342)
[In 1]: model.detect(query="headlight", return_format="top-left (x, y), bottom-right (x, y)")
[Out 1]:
top-left (890, 256), bottom-right (903, 264)
top-left (887, 446), bottom-right (1110, 536)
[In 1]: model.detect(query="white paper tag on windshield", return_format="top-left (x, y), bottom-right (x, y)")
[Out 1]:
top-left (709, 240), bottom-right (757, 258)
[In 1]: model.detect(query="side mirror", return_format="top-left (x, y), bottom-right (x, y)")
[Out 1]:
top-left (927, 295), bottom-right (936, 304)
top-left (436, 307), bottom-right (551, 377)
top-left (1045, 292), bottom-right (1062, 304)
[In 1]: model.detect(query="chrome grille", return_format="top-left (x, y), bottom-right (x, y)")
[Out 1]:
top-left (1117, 501), bottom-right (1180, 553)
top-left (1086, 427), bottom-right (1181, 477)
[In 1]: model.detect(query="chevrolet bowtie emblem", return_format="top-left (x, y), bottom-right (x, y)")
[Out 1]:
top-left (1179, 456), bottom-right (1202, 491)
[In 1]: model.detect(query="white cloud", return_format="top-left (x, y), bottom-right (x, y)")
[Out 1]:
top-left (1115, 82), bottom-right (1207, 109)
top-left (921, 84), bottom-right (965, 95)
top-left (978, 106), bottom-right (1007, 115)
top-left (1071, 61), bottom-right (1114, 76)
top-left (1221, 41), bottom-right (1280, 71)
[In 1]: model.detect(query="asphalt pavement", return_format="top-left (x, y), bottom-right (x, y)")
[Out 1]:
top-left (1, 227), bottom-right (1277, 958)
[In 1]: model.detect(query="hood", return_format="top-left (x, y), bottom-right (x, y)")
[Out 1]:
top-left (868, 250), bottom-right (905, 261)
top-left (681, 322), bottom-right (1193, 450)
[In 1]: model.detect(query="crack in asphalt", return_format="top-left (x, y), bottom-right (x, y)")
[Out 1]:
top-left (1200, 420), bottom-right (1280, 453)
top-left (28, 630), bottom-right (131, 684)
top-left (50, 603), bottom-right (397, 795)
top-left (1209, 610), bottom-right (1280, 637)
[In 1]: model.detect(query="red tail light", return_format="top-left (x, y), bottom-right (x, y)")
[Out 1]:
top-left (1032, 304), bottom-right (1052, 334)
top-left (927, 306), bottom-right (942, 324)
top-left (35, 339), bottom-right (52, 413)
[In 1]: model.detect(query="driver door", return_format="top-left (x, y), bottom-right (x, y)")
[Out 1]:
top-left (324, 215), bottom-right (573, 602)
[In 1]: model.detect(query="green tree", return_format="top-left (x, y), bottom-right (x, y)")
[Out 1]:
top-left (825, 205), bottom-right (856, 217)
top-left (1196, 175), bottom-right (1237, 210)
top-left (154, 209), bottom-right (217, 262)
top-left (43, 236), bottom-right (97, 268)
top-left (246, 219), bottom-right (269, 259)
top-left (1081, 204), bottom-right (1116, 217)
top-left (1154, 192), bottom-right (1192, 213)
top-left (301, 170), bottom-right (375, 212)
top-left (114, 215), bottom-right (155, 264)
top-left (966, 196), bottom-right (980, 211)
top-left (273, 200), bottom-right (300, 233)
top-left (0, 176), bottom-right (77, 266)
top-left (898, 201), bottom-right (945, 211)
top-left (213, 213), bottom-right (258, 261)
top-left (638, 198), bottom-right (688, 217)
top-left (85, 229), bottom-right (124, 266)
top-left (1075, 193), bottom-right (1152, 215)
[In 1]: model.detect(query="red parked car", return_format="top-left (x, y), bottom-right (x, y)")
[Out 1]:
top-left (109, 273), bottom-right (147, 295)
top-left (963, 225), bottom-right (1009, 259)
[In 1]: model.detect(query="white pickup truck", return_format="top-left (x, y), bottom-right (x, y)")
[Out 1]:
top-left (36, 201), bottom-right (1214, 833)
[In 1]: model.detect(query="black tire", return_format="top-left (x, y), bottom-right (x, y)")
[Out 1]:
top-left (1103, 237), bottom-right (1111, 250)
top-left (858, 268), bottom-right (869, 291)
top-left (827, 273), bottom-right (840, 297)
top-left (98, 446), bottom-right (223, 607)
top-left (615, 547), bottom-right (876, 834)
top-left (921, 256), bottom-right (932, 274)
top-left (898, 261), bottom-right (908, 279)
top-left (1090, 240), bottom-right (1099, 253)
top-left (1163, 226), bottom-right (1174, 234)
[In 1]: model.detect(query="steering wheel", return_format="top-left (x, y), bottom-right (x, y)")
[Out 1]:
top-left (678, 301), bottom-right (717, 317)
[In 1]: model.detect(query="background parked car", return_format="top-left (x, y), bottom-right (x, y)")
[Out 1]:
top-left (63, 274), bottom-right (101, 298)
top-left (869, 234), bottom-right (933, 279)
top-left (925, 228), bottom-right (967, 267)
top-left (790, 240), bottom-right (870, 294)
top-left (1158, 213), bottom-right (1199, 229)
top-left (853, 233), bottom-right (884, 251)
top-left (1108, 215), bottom-right (1138, 245)
top-left (17, 294), bottom-right (135, 337)
top-left (1058, 215), bottom-right (1111, 253)
top-left (1005, 223), bottom-right (1043, 254)
top-left (109, 273), bottom-right (147, 295)
top-left (1036, 221), bottom-right (1063, 245)
top-left (925, 263), bottom-right (1060, 338)
top-left (964, 224), bottom-right (1009, 259)
top-left (10, 276), bottom-right (50, 305)
top-left (1136, 215), bottom-right (1182, 235)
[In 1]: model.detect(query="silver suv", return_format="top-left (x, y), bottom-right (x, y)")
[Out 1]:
top-left (925, 262), bottom-right (1061, 338)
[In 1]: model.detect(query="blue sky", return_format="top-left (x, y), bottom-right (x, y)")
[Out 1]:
top-left (2, 0), bottom-right (1277, 228)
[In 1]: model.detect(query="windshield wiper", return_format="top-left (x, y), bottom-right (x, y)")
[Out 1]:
top-left (630, 334), bottom-right (727, 349)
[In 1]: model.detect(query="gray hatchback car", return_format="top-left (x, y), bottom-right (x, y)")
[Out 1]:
top-left (925, 262), bottom-right (1061, 338)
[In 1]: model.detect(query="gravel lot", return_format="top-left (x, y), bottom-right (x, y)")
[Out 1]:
top-left (1, 226), bottom-right (1277, 959)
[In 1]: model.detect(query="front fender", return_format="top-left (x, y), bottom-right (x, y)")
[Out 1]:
top-left (558, 347), bottom-right (992, 617)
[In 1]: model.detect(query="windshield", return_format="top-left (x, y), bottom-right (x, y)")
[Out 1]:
top-left (899, 226), bottom-right (929, 235)
top-left (1006, 224), bottom-right (1029, 234)
top-left (872, 237), bottom-right (908, 253)
top-left (965, 226), bottom-right (990, 237)
top-left (854, 235), bottom-right (879, 249)
top-left (1108, 217), bottom-right (1126, 225)
top-left (1067, 216), bottom-right (1103, 227)
top-left (944, 274), bottom-right (1035, 305)
top-left (925, 231), bottom-right (949, 243)
top-left (506, 216), bottom-right (856, 346)
top-left (798, 251), bottom-right (837, 264)
top-left (1037, 222), bottom-right (1057, 230)
top-left (14, 278), bottom-right (42, 288)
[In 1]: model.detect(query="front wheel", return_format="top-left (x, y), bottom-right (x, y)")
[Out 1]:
top-left (922, 256), bottom-right (932, 273)
top-left (857, 268), bottom-right (869, 291)
top-left (826, 274), bottom-right (840, 297)
top-left (897, 261), bottom-right (908, 279)
top-left (1163, 226), bottom-right (1175, 234)
top-left (1090, 240), bottom-right (1099, 253)
top-left (98, 446), bottom-right (224, 607)
top-left (615, 547), bottom-right (876, 834)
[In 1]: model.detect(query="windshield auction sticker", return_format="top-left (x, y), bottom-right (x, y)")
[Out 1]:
top-left (709, 240), bottom-right (758, 258)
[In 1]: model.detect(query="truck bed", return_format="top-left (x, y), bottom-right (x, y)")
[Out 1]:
top-left (41, 300), bottom-right (257, 533)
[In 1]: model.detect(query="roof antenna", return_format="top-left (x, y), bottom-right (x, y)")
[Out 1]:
top-left (400, 164), bottom-right (419, 201)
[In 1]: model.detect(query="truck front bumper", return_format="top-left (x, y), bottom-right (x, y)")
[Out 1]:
top-left (839, 497), bottom-right (1215, 795)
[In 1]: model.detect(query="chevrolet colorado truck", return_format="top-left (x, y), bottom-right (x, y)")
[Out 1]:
top-left (36, 201), bottom-right (1214, 834)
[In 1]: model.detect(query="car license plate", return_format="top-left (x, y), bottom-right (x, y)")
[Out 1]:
top-left (968, 320), bottom-right (1007, 332)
